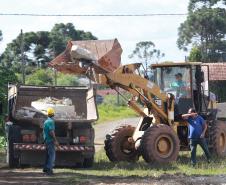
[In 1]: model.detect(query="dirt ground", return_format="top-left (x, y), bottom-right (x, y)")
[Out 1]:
top-left (0, 168), bottom-right (226, 185)
top-left (1, 118), bottom-right (226, 185)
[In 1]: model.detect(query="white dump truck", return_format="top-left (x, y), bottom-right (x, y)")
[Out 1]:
top-left (5, 85), bottom-right (98, 168)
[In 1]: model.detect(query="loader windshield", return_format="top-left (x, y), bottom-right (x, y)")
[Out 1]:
top-left (154, 66), bottom-right (191, 101)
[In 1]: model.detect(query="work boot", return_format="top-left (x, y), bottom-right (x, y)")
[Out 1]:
top-left (46, 169), bottom-right (54, 176)
top-left (42, 168), bottom-right (48, 173)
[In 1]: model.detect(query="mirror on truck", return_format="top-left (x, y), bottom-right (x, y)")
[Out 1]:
top-left (195, 67), bottom-right (204, 84)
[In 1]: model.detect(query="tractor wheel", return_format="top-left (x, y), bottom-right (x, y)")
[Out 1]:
top-left (209, 121), bottom-right (226, 157)
top-left (104, 125), bottom-right (138, 162)
top-left (140, 124), bottom-right (179, 163)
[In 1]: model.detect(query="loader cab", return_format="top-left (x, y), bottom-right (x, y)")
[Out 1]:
top-left (152, 62), bottom-right (209, 115)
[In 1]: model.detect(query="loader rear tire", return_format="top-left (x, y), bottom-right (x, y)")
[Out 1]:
top-left (141, 124), bottom-right (179, 163)
top-left (209, 121), bottom-right (226, 157)
top-left (104, 125), bottom-right (138, 162)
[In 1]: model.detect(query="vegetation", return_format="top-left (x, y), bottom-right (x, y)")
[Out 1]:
top-left (177, 0), bottom-right (226, 101)
top-left (177, 0), bottom-right (226, 62)
top-left (129, 41), bottom-right (165, 72)
top-left (25, 69), bottom-right (80, 86)
top-left (0, 23), bottom-right (97, 72)
top-left (188, 46), bottom-right (202, 62)
top-left (0, 66), bottom-right (18, 109)
top-left (52, 149), bottom-right (226, 184)
top-left (97, 105), bottom-right (137, 123)
top-left (96, 94), bottom-right (138, 123)
top-left (0, 22), bottom-right (97, 116)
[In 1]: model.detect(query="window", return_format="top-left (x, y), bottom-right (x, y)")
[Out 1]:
top-left (154, 66), bottom-right (191, 101)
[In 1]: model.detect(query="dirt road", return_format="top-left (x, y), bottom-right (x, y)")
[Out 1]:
top-left (1, 118), bottom-right (226, 185)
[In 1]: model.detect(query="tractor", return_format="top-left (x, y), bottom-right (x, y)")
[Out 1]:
top-left (49, 39), bottom-right (226, 163)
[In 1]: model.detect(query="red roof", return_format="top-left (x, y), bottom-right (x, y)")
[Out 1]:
top-left (203, 63), bottom-right (226, 81)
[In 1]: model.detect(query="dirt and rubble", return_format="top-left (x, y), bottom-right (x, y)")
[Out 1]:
top-left (0, 168), bottom-right (226, 185)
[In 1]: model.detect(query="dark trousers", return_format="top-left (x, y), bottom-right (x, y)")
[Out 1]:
top-left (43, 141), bottom-right (56, 171)
top-left (190, 138), bottom-right (211, 165)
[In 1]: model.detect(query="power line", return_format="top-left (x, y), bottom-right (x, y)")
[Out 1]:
top-left (0, 13), bottom-right (187, 17)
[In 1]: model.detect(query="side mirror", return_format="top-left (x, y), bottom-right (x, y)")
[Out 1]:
top-left (0, 102), bottom-right (2, 115)
top-left (195, 69), bottom-right (204, 83)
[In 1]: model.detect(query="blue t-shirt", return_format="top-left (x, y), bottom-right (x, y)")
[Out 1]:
top-left (43, 117), bottom-right (55, 143)
top-left (187, 115), bottom-right (205, 139)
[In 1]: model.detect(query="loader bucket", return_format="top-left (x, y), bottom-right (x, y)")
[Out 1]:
top-left (49, 39), bottom-right (122, 74)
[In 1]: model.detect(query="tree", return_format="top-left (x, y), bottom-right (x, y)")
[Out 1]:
top-left (178, 0), bottom-right (226, 101)
top-left (0, 66), bottom-right (18, 108)
top-left (177, 0), bottom-right (226, 62)
top-left (0, 30), bottom-right (18, 108)
top-left (0, 23), bottom-right (98, 75)
top-left (26, 69), bottom-right (53, 86)
top-left (57, 73), bottom-right (80, 86)
top-left (129, 41), bottom-right (165, 72)
top-left (48, 23), bottom-right (97, 57)
top-left (188, 46), bottom-right (202, 61)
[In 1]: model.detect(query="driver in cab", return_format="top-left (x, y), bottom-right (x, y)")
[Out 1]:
top-left (170, 73), bottom-right (188, 100)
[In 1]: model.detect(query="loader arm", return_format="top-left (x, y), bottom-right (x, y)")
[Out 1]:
top-left (49, 39), bottom-right (173, 125)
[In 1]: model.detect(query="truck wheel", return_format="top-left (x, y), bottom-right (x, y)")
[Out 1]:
top-left (209, 121), bottom-right (226, 157)
top-left (7, 125), bottom-right (21, 168)
top-left (140, 124), bottom-right (179, 163)
top-left (83, 156), bottom-right (94, 168)
top-left (104, 125), bottom-right (138, 162)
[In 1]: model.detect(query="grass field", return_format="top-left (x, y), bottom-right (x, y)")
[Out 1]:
top-left (0, 148), bottom-right (226, 184)
top-left (96, 104), bottom-right (138, 124)
top-left (53, 148), bottom-right (226, 184)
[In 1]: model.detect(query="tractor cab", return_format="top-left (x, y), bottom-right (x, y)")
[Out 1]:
top-left (151, 62), bottom-right (210, 116)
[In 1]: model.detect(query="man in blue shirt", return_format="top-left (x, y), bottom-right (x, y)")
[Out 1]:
top-left (43, 107), bottom-right (59, 175)
top-left (182, 108), bottom-right (211, 166)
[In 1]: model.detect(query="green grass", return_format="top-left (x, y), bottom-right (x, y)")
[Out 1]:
top-left (53, 148), bottom-right (226, 184)
top-left (96, 104), bottom-right (138, 124)
top-left (0, 148), bottom-right (226, 184)
top-left (60, 149), bottom-right (226, 176)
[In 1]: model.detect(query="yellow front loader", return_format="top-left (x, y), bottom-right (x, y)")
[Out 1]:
top-left (49, 39), bottom-right (226, 163)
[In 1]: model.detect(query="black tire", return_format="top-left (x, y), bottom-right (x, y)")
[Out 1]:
top-left (83, 156), bottom-right (94, 168)
top-left (7, 125), bottom-right (21, 168)
top-left (104, 125), bottom-right (138, 162)
top-left (209, 121), bottom-right (226, 157)
top-left (140, 124), bottom-right (179, 163)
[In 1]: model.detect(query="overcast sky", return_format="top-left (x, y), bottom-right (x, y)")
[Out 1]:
top-left (0, 0), bottom-right (189, 64)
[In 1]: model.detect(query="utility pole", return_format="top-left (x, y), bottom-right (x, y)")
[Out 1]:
top-left (20, 29), bottom-right (25, 84)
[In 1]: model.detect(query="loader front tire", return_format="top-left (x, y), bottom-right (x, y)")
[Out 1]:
top-left (209, 121), bottom-right (226, 157)
top-left (141, 124), bottom-right (179, 163)
top-left (104, 125), bottom-right (138, 162)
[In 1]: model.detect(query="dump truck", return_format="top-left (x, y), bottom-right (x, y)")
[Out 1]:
top-left (5, 85), bottom-right (98, 168)
top-left (49, 39), bottom-right (226, 163)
